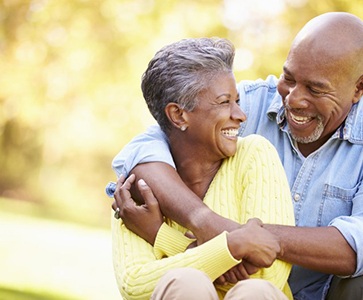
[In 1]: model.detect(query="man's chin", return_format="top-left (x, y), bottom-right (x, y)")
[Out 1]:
top-left (290, 131), bottom-right (322, 144)
top-left (289, 122), bottom-right (324, 144)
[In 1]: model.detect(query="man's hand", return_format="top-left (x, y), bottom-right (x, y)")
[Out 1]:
top-left (227, 218), bottom-right (280, 268)
top-left (214, 260), bottom-right (260, 285)
top-left (113, 174), bottom-right (163, 245)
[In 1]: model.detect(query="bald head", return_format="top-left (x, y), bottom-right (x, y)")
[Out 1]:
top-left (296, 12), bottom-right (363, 40)
top-left (290, 12), bottom-right (363, 80)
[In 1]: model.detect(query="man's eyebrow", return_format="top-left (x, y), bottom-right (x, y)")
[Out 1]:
top-left (306, 80), bottom-right (330, 90)
top-left (283, 66), bottom-right (330, 90)
top-left (282, 66), bottom-right (291, 74)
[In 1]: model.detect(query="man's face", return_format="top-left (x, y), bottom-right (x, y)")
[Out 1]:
top-left (277, 44), bottom-right (358, 153)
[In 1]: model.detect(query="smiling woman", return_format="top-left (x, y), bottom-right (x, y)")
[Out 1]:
top-left (173, 71), bottom-right (244, 172)
top-left (109, 37), bottom-right (295, 300)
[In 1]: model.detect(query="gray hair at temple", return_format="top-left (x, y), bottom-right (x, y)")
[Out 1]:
top-left (141, 37), bottom-right (235, 132)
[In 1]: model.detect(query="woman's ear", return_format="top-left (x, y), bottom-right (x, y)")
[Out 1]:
top-left (165, 103), bottom-right (188, 130)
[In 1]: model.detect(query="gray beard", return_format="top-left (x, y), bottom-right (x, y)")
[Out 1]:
top-left (289, 116), bottom-right (324, 144)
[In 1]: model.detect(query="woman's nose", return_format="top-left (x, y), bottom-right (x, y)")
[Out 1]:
top-left (231, 101), bottom-right (247, 123)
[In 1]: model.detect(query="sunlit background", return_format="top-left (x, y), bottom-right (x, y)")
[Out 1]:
top-left (1, 0), bottom-right (362, 299)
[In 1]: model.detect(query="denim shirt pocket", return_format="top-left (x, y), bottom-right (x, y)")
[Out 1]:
top-left (320, 183), bottom-right (357, 226)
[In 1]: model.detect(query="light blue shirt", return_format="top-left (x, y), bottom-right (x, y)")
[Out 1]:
top-left (108, 75), bottom-right (363, 300)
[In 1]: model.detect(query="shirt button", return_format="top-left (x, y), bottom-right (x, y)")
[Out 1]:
top-left (294, 194), bottom-right (300, 202)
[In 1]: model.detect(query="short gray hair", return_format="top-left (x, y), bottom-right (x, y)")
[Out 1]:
top-left (141, 37), bottom-right (235, 132)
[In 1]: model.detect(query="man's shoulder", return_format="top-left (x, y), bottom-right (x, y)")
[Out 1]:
top-left (237, 75), bottom-right (282, 118)
top-left (237, 75), bottom-right (279, 93)
top-left (346, 100), bottom-right (363, 143)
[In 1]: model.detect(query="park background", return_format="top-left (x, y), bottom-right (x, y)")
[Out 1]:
top-left (0, 0), bottom-right (362, 299)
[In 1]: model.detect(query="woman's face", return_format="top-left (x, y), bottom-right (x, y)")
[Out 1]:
top-left (184, 72), bottom-right (246, 160)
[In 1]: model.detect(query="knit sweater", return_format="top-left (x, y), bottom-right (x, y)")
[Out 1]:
top-left (112, 134), bottom-right (295, 299)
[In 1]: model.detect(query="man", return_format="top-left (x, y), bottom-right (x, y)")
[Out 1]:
top-left (108, 12), bottom-right (363, 299)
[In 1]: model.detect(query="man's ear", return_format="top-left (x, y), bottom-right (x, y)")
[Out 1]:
top-left (165, 103), bottom-right (188, 130)
top-left (353, 74), bottom-right (363, 104)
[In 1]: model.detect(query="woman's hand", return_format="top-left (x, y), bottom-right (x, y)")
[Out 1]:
top-left (227, 218), bottom-right (281, 267)
top-left (113, 174), bottom-right (163, 245)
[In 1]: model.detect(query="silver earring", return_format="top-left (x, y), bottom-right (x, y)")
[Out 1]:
top-left (181, 125), bottom-right (187, 131)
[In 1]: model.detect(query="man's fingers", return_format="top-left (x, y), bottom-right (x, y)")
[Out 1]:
top-left (246, 217), bottom-right (263, 227)
top-left (224, 269), bottom-right (238, 284)
top-left (243, 260), bottom-right (259, 275)
top-left (214, 274), bottom-right (226, 286)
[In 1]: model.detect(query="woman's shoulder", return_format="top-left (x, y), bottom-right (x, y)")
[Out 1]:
top-left (236, 134), bottom-right (273, 151)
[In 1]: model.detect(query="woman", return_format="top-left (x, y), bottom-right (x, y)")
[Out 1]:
top-left (110, 38), bottom-right (294, 299)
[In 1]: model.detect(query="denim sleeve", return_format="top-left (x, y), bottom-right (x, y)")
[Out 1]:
top-left (111, 124), bottom-right (175, 178)
top-left (329, 183), bottom-right (363, 277)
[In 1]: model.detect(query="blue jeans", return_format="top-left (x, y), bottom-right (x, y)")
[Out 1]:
top-left (326, 275), bottom-right (363, 300)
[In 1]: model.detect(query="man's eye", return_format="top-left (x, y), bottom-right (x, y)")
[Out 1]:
top-left (283, 75), bottom-right (294, 83)
top-left (309, 88), bottom-right (325, 95)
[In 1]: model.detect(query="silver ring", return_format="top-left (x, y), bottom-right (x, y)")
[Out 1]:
top-left (114, 207), bottom-right (120, 219)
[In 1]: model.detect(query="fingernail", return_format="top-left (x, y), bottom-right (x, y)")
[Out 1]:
top-left (139, 179), bottom-right (147, 186)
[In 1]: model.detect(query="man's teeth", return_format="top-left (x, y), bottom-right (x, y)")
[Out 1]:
top-left (222, 129), bottom-right (238, 137)
top-left (290, 113), bottom-right (312, 124)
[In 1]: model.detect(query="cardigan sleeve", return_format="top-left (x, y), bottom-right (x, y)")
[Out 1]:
top-left (153, 222), bottom-right (195, 259)
top-left (112, 216), bottom-right (240, 300)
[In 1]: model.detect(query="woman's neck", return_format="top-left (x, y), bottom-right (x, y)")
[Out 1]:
top-left (169, 136), bottom-right (221, 199)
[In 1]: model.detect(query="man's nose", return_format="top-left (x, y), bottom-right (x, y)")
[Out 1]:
top-left (285, 85), bottom-right (309, 109)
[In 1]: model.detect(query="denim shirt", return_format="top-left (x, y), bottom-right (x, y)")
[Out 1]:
top-left (107, 75), bottom-right (363, 300)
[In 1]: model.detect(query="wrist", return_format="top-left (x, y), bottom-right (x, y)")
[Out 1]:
top-left (262, 224), bottom-right (284, 259)
top-left (188, 206), bottom-right (218, 240)
top-left (226, 230), bottom-right (248, 260)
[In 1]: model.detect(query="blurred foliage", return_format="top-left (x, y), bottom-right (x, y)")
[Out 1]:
top-left (1, 0), bottom-right (363, 228)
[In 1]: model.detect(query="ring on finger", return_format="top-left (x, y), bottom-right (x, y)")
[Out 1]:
top-left (114, 207), bottom-right (121, 219)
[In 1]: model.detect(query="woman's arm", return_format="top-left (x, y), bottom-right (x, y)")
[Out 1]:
top-left (112, 217), bottom-right (239, 299)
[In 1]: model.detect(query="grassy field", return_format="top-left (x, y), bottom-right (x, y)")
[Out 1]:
top-left (0, 206), bottom-right (120, 300)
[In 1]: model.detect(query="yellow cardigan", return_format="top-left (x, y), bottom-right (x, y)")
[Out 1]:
top-left (112, 134), bottom-right (295, 299)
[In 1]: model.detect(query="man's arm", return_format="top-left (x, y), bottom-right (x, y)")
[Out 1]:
top-left (114, 174), bottom-right (281, 269)
top-left (131, 162), bottom-right (241, 243)
top-left (264, 224), bottom-right (356, 276)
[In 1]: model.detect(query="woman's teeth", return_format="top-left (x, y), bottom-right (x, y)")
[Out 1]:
top-left (222, 129), bottom-right (238, 137)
